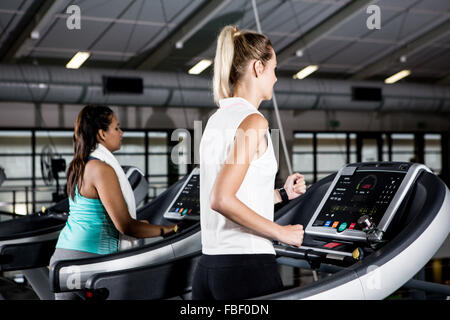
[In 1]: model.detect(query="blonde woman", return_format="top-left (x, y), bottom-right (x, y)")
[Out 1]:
top-left (193, 26), bottom-right (306, 300)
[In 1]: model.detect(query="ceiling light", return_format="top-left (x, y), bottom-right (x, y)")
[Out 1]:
top-left (30, 30), bottom-right (40, 40)
top-left (293, 65), bottom-right (318, 79)
top-left (384, 70), bottom-right (411, 84)
top-left (188, 59), bottom-right (212, 75)
top-left (66, 51), bottom-right (90, 69)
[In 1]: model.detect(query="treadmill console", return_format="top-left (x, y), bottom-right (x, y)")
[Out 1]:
top-left (306, 162), bottom-right (429, 242)
top-left (163, 168), bottom-right (200, 221)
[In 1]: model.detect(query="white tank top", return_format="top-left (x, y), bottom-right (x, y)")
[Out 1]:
top-left (199, 97), bottom-right (278, 255)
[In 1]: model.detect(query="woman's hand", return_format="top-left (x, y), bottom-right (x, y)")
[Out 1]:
top-left (283, 173), bottom-right (306, 200)
top-left (277, 224), bottom-right (304, 247)
top-left (141, 221), bottom-right (176, 237)
top-left (162, 224), bottom-right (177, 236)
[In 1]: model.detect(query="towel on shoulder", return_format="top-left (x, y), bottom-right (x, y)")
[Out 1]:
top-left (91, 143), bottom-right (139, 250)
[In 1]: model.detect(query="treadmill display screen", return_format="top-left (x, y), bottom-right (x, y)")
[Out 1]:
top-left (311, 171), bottom-right (406, 231)
top-left (164, 169), bottom-right (200, 221)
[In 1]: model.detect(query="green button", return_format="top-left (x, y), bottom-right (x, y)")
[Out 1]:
top-left (182, 209), bottom-right (188, 215)
top-left (338, 222), bottom-right (348, 232)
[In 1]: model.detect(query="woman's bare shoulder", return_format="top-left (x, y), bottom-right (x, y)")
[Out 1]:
top-left (85, 159), bottom-right (115, 178)
top-left (239, 113), bottom-right (268, 131)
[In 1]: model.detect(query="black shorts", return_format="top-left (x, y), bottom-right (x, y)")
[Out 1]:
top-left (192, 254), bottom-right (283, 300)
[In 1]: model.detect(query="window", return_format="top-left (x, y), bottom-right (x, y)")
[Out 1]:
top-left (115, 131), bottom-right (146, 174)
top-left (35, 130), bottom-right (73, 185)
top-left (292, 133), bottom-right (314, 184)
top-left (148, 132), bottom-right (168, 198)
top-left (391, 134), bottom-right (415, 162)
top-left (292, 131), bottom-right (444, 185)
top-left (349, 133), bottom-right (357, 163)
top-left (0, 131), bottom-right (32, 214)
top-left (424, 134), bottom-right (442, 174)
top-left (35, 131), bottom-right (74, 209)
top-left (382, 134), bottom-right (390, 161)
top-left (317, 133), bottom-right (347, 181)
top-left (0, 128), bottom-right (189, 213)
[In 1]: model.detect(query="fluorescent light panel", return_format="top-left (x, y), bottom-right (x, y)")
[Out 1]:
top-left (188, 59), bottom-right (212, 75)
top-left (384, 70), bottom-right (411, 84)
top-left (293, 65), bottom-right (318, 79)
top-left (66, 51), bottom-right (90, 69)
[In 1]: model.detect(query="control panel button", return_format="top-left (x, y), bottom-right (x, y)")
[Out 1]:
top-left (324, 242), bottom-right (342, 249)
top-left (337, 222), bottom-right (348, 233)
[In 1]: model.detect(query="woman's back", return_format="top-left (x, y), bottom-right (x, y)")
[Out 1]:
top-left (56, 158), bottom-right (119, 255)
top-left (199, 97), bottom-right (278, 255)
top-left (56, 185), bottom-right (119, 254)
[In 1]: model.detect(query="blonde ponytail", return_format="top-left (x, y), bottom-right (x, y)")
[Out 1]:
top-left (212, 25), bottom-right (273, 106)
top-left (213, 26), bottom-right (237, 106)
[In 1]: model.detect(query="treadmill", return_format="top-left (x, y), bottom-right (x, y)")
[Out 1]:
top-left (46, 167), bottom-right (325, 300)
top-left (51, 162), bottom-right (450, 300)
top-left (0, 165), bottom-right (148, 300)
top-left (50, 167), bottom-right (201, 300)
top-left (261, 161), bottom-right (450, 299)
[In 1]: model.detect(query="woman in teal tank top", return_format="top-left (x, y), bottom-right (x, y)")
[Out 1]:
top-left (56, 179), bottom-right (119, 254)
top-left (50, 105), bottom-right (175, 299)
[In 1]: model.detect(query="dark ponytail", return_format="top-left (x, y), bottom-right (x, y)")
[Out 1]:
top-left (67, 105), bottom-right (113, 200)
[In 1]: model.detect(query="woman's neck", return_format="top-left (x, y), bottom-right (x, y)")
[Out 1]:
top-left (233, 83), bottom-right (261, 109)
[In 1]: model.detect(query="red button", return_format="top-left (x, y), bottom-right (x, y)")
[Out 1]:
top-left (324, 242), bottom-right (342, 249)
top-left (349, 223), bottom-right (356, 230)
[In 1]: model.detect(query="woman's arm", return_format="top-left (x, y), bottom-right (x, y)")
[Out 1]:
top-left (210, 113), bottom-right (303, 247)
top-left (274, 189), bottom-right (282, 204)
top-left (274, 173), bottom-right (307, 204)
top-left (92, 161), bottom-right (173, 238)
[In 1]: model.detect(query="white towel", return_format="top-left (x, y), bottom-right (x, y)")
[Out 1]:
top-left (90, 143), bottom-right (139, 251)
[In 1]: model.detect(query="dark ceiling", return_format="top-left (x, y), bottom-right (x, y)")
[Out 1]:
top-left (0, 0), bottom-right (449, 84)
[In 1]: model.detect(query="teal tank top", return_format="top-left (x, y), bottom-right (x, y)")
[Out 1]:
top-left (56, 186), bottom-right (119, 254)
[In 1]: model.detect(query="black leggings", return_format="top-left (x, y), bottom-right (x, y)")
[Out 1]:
top-left (192, 254), bottom-right (283, 300)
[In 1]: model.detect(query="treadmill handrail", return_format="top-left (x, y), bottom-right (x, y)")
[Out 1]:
top-left (0, 238), bottom-right (59, 271)
top-left (0, 230), bottom-right (61, 249)
top-left (83, 251), bottom-right (202, 300)
top-left (0, 220), bottom-right (66, 242)
top-left (50, 224), bottom-right (201, 292)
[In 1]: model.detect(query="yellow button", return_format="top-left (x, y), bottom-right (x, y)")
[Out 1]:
top-left (352, 248), bottom-right (360, 260)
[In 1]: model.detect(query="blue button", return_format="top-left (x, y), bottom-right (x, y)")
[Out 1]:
top-left (324, 221), bottom-right (332, 227)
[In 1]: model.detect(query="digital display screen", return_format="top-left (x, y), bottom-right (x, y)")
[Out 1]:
top-left (164, 171), bottom-right (200, 221)
top-left (311, 171), bottom-right (406, 232)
